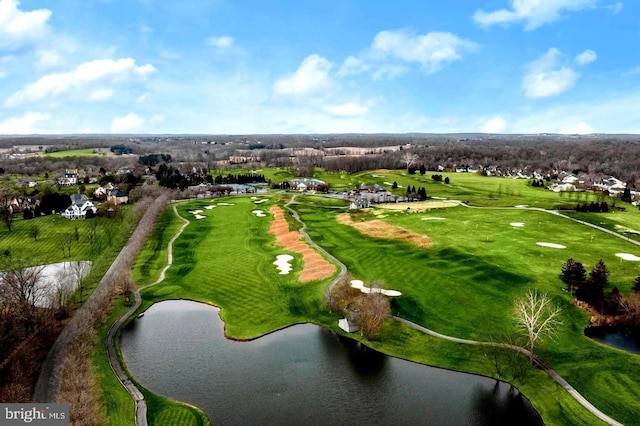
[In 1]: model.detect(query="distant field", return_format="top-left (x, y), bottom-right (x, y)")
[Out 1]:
top-left (43, 148), bottom-right (113, 158)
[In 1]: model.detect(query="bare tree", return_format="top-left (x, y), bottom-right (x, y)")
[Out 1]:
top-left (402, 151), bottom-right (419, 172)
top-left (513, 289), bottom-right (562, 363)
top-left (353, 292), bottom-right (390, 337)
top-left (0, 257), bottom-right (46, 332)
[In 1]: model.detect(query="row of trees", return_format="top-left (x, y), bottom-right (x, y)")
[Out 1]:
top-left (560, 258), bottom-right (640, 323)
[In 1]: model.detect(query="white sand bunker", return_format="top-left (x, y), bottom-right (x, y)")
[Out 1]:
top-left (515, 205), bottom-right (528, 208)
top-left (616, 253), bottom-right (640, 261)
top-left (217, 202), bottom-right (234, 206)
top-left (350, 280), bottom-right (402, 297)
top-left (254, 199), bottom-right (267, 204)
top-left (274, 254), bottom-right (294, 274)
top-left (252, 210), bottom-right (266, 217)
top-left (251, 196), bottom-right (258, 199)
top-left (510, 222), bottom-right (525, 227)
top-left (422, 217), bottom-right (446, 221)
top-left (194, 214), bottom-right (205, 219)
top-left (537, 242), bottom-right (566, 249)
top-left (205, 205), bottom-right (216, 209)
top-left (190, 209), bottom-right (203, 214)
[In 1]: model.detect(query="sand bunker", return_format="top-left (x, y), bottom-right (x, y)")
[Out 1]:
top-left (515, 205), bottom-right (528, 208)
top-left (537, 242), bottom-right (566, 249)
top-left (422, 217), bottom-right (445, 221)
top-left (218, 202), bottom-right (234, 206)
top-left (194, 214), bottom-right (205, 219)
top-left (510, 222), bottom-right (525, 227)
top-left (337, 213), bottom-right (433, 249)
top-left (616, 253), bottom-right (640, 261)
top-left (190, 209), bottom-right (203, 214)
top-left (252, 210), bottom-right (266, 217)
top-left (254, 199), bottom-right (268, 204)
top-left (268, 206), bottom-right (336, 282)
top-left (350, 280), bottom-right (402, 297)
top-left (273, 254), bottom-right (294, 274)
top-left (205, 205), bottom-right (216, 209)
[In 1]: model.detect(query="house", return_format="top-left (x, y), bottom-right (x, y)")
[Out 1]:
top-left (338, 317), bottom-right (360, 333)
top-left (350, 197), bottom-right (370, 209)
top-left (57, 169), bottom-right (78, 186)
top-left (107, 190), bottom-right (129, 205)
top-left (61, 198), bottom-right (97, 219)
top-left (17, 177), bottom-right (37, 188)
top-left (289, 178), bottom-right (326, 191)
top-left (94, 182), bottom-right (115, 199)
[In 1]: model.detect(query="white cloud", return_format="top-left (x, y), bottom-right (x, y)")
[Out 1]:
top-left (337, 56), bottom-right (371, 77)
top-left (4, 58), bottom-right (156, 107)
top-left (0, 0), bottom-right (51, 49)
top-left (136, 93), bottom-right (148, 104)
top-left (473, 0), bottom-right (598, 31)
top-left (273, 54), bottom-right (333, 96)
top-left (323, 102), bottom-right (369, 117)
top-left (36, 50), bottom-right (65, 69)
top-left (604, 2), bottom-right (623, 13)
top-left (369, 30), bottom-right (478, 75)
top-left (110, 113), bottom-right (145, 133)
top-left (0, 111), bottom-right (51, 134)
top-left (523, 48), bottom-right (578, 98)
top-left (575, 49), bottom-right (597, 66)
top-left (206, 36), bottom-right (234, 48)
top-left (88, 89), bottom-right (114, 101)
top-left (482, 115), bottom-right (508, 133)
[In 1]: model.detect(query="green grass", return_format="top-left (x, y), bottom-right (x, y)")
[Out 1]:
top-left (133, 207), bottom-right (184, 286)
top-left (43, 148), bottom-right (107, 158)
top-left (100, 176), bottom-right (640, 426)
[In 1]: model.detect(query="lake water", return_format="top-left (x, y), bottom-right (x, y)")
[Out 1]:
top-left (120, 300), bottom-right (542, 425)
top-left (586, 327), bottom-right (640, 355)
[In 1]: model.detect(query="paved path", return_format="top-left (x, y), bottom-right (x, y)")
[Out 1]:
top-left (106, 204), bottom-right (190, 426)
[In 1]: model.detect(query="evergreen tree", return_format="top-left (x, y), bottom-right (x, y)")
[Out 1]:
top-left (577, 260), bottom-right (608, 305)
top-left (392, 181), bottom-right (398, 189)
top-left (444, 176), bottom-right (450, 184)
top-left (419, 164), bottom-right (426, 175)
top-left (632, 274), bottom-right (640, 293)
top-left (559, 258), bottom-right (586, 295)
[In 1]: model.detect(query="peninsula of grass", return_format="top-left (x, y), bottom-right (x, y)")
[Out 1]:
top-left (102, 172), bottom-right (640, 426)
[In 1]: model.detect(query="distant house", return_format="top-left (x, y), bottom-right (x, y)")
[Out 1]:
top-left (360, 184), bottom-right (386, 193)
top-left (350, 197), bottom-right (370, 209)
top-left (107, 190), bottom-right (129, 205)
top-left (289, 178), bottom-right (326, 191)
top-left (17, 177), bottom-right (37, 188)
top-left (61, 197), bottom-right (97, 219)
top-left (57, 169), bottom-right (78, 186)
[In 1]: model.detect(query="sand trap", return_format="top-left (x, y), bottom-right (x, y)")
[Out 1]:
top-left (510, 222), bottom-right (525, 227)
top-left (251, 196), bottom-right (258, 199)
top-left (254, 199), bottom-right (267, 204)
top-left (376, 200), bottom-right (458, 212)
top-left (205, 205), bottom-right (216, 209)
top-left (269, 206), bottom-right (336, 282)
top-left (190, 209), bottom-right (203, 214)
top-left (536, 242), bottom-right (566, 249)
top-left (194, 214), bottom-right (205, 219)
top-left (350, 279), bottom-right (364, 289)
top-left (350, 280), bottom-right (402, 296)
top-left (422, 217), bottom-right (445, 221)
top-left (252, 210), bottom-right (266, 217)
top-left (217, 202), bottom-right (234, 206)
top-left (616, 253), bottom-right (640, 261)
top-left (274, 254), bottom-right (294, 274)
top-left (431, 196), bottom-right (447, 200)
top-left (372, 174), bottom-right (385, 178)
top-left (515, 205), bottom-right (529, 208)
top-left (338, 213), bottom-right (433, 248)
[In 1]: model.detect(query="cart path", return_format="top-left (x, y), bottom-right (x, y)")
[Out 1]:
top-left (106, 203), bottom-right (190, 426)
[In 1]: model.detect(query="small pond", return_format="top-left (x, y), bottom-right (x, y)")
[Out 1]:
top-left (120, 300), bottom-right (542, 425)
top-left (585, 327), bottom-right (640, 355)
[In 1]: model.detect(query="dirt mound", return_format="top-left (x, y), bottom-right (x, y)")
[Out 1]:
top-left (337, 213), bottom-right (433, 249)
top-left (268, 206), bottom-right (336, 282)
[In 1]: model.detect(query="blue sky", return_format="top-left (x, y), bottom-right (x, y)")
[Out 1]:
top-left (0, 0), bottom-right (638, 134)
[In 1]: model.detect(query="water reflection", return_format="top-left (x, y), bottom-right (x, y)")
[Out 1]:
top-left (121, 300), bottom-right (542, 425)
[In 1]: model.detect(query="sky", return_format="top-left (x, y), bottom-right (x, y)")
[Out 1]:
top-left (0, 0), bottom-right (639, 135)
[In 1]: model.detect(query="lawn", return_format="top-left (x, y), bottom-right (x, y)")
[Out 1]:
top-left (106, 173), bottom-right (640, 426)
top-left (43, 148), bottom-right (111, 159)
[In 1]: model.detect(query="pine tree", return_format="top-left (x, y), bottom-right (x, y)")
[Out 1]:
top-left (632, 274), bottom-right (640, 293)
top-left (577, 260), bottom-right (608, 305)
top-left (559, 258), bottom-right (586, 295)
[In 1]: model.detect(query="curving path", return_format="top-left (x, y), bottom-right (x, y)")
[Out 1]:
top-left (106, 203), bottom-right (190, 426)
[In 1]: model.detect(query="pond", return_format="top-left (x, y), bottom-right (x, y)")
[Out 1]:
top-left (586, 326), bottom-right (640, 355)
top-left (120, 300), bottom-right (542, 425)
